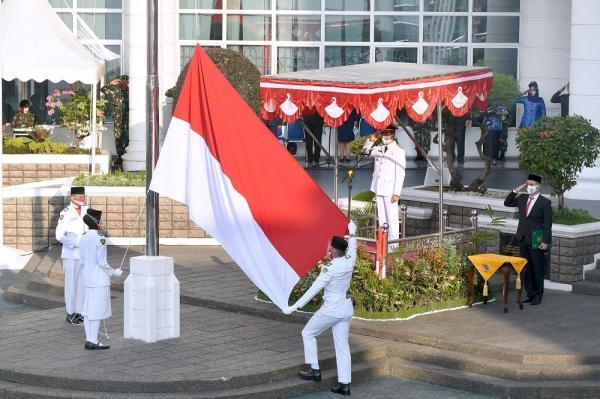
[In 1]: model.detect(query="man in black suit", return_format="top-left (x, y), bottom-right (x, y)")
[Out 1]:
top-left (550, 83), bottom-right (569, 117)
top-left (504, 174), bottom-right (552, 305)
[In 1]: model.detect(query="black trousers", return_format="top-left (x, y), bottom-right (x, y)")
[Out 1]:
top-left (303, 122), bottom-right (323, 162)
top-left (520, 238), bottom-right (546, 300)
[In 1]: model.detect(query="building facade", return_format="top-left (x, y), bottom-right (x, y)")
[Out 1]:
top-left (3, 0), bottom-right (599, 195)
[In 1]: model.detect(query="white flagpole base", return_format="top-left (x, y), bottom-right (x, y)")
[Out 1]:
top-left (123, 255), bottom-right (180, 343)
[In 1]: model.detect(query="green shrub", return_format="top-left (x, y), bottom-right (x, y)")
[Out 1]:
top-left (553, 207), bottom-right (599, 225)
top-left (287, 241), bottom-right (472, 318)
top-left (73, 170), bottom-right (146, 187)
top-left (2, 137), bottom-right (92, 154)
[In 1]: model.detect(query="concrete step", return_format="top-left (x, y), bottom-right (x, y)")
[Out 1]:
top-left (583, 268), bottom-right (600, 283)
top-left (572, 280), bottom-right (600, 296)
top-left (387, 355), bottom-right (600, 399)
top-left (389, 341), bottom-right (600, 381)
top-left (0, 352), bottom-right (386, 398)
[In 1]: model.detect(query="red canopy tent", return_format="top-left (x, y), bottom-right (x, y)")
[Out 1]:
top-left (260, 61), bottom-right (494, 237)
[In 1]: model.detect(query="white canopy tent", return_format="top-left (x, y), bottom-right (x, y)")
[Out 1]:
top-left (0, 0), bottom-right (117, 250)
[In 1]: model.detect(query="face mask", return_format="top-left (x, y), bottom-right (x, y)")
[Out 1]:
top-left (72, 199), bottom-right (85, 207)
top-left (526, 185), bottom-right (538, 195)
top-left (381, 137), bottom-right (394, 145)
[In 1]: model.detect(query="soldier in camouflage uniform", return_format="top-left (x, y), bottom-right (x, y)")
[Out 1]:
top-left (12, 99), bottom-right (36, 130)
top-left (101, 76), bottom-right (129, 165)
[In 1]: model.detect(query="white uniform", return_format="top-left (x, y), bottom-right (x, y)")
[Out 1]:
top-left (55, 204), bottom-right (88, 316)
top-left (292, 235), bottom-right (357, 384)
top-left (362, 139), bottom-right (406, 241)
top-left (79, 230), bottom-right (119, 344)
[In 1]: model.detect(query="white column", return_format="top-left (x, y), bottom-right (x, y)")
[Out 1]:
top-left (159, 2), bottom-right (179, 145)
top-left (565, 0), bottom-right (600, 199)
top-left (121, 0), bottom-right (148, 171)
top-left (519, 0), bottom-right (571, 108)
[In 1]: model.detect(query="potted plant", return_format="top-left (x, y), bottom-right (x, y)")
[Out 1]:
top-left (46, 88), bottom-right (107, 148)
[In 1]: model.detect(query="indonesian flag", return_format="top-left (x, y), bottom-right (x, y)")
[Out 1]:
top-left (149, 45), bottom-right (348, 309)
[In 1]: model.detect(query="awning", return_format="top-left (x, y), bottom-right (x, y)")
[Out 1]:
top-left (260, 62), bottom-right (493, 129)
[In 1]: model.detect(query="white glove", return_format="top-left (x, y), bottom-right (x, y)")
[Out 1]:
top-left (348, 220), bottom-right (357, 235)
top-left (113, 268), bottom-right (123, 277)
top-left (282, 305), bottom-right (296, 315)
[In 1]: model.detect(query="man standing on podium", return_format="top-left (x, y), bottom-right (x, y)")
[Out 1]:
top-left (504, 174), bottom-right (552, 305)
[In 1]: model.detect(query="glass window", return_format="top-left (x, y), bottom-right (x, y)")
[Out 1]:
top-left (277, 47), bottom-right (319, 73)
top-left (56, 13), bottom-right (74, 30)
top-left (79, 13), bottom-right (122, 40)
top-left (325, 0), bottom-right (370, 12)
top-left (423, 16), bottom-right (467, 43)
top-left (226, 15), bottom-right (271, 41)
top-left (473, 16), bottom-right (519, 43)
top-left (374, 0), bottom-right (419, 12)
top-left (277, 15), bottom-right (321, 41)
top-left (473, 0), bottom-right (520, 12)
top-left (473, 48), bottom-right (518, 76)
top-left (180, 0), bottom-right (221, 9)
top-left (181, 45), bottom-right (219, 67)
top-left (424, 0), bottom-right (467, 12)
top-left (78, 0), bottom-right (122, 8)
top-left (277, 0), bottom-right (320, 10)
top-left (375, 47), bottom-right (418, 63)
top-left (324, 46), bottom-right (369, 67)
top-left (49, 0), bottom-right (73, 7)
top-left (423, 46), bottom-right (468, 65)
top-left (180, 14), bottom-right (222, 40)
top-left (227, 45), bottom-right (272, 74)
top-left (374, 15), bottom-right (418, 42)
top-left (325, 16), bottom-right (370, 42)
top-left (226, 0), bottom-right (270, 10)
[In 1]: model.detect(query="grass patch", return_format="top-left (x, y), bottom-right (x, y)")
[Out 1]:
top-left (553, 207), bottom-right (599, 225)
top-left (352, 191), bottom-right (374, 202)
top-left (353, 297), bottom-right (470, 320)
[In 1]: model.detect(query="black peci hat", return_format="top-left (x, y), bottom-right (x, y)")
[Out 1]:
top-left (527, 173), bottom-right (542, 183)
top-left (83, 208), bottom-right (102, 229)
top-left (331, 236), bottom-right (348, 252)
top-left (19, 99), bottom-right (30, 108)
top-left (70, 186), bottom-right (85, 195)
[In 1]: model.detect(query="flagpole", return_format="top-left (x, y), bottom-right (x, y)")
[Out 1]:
top-left (145, 0), bottom-right (159, 255)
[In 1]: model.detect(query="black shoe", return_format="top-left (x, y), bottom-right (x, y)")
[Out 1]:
top-left (523, 298), bottom-right (532, 303)
top-left (67, 313), bottom-right (83, 325)
top-left (530, 297), bottom-right (542, 305)
top-left (75, 313), bottom-right (84, 322)
top-left (298, 368), bottom-right (321, 381)
top-left (85, 341), bottom-right (110, 350)
top-left (332, 383), bottom-right (351, 395)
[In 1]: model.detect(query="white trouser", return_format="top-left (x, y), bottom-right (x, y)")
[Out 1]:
top-left (84, 318), bottom-right (101, 344)
top-left (62, 258), bottom-right (85, 315)
top-left (375, 195), bottom-right (400, 241)
top-left (302, 313), bottom-right (352, 383)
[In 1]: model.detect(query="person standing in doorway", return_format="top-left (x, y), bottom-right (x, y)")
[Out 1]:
top-left (362, 128), bottom-right (406, 242)
top-left (55, 186), bottom-right (88, 325)
top-left (504, 174), bottom-right (552, 306)
top-left (284, 220), bottom-right (357, 396)
top-left (515, 81), bottom-right (546, 128)
top-left (550, 82), bottom-right (570, 117)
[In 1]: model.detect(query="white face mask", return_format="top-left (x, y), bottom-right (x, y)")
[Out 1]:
top-left (381, 137), bottom-right (394, 145)
top-left (526, 185), bottom-right (539, 195)
top-left (72, 199), bottom-right (85, 207)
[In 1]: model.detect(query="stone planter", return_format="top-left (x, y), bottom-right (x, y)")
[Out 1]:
top-left (1, 185), bottom-right (211, 252)
top-left (400, 186), bottom-right (600, 285)
top-left (2, 153), bottom-right (111, 186)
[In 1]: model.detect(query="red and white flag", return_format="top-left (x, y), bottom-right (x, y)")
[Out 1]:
top-left (149, 45), bottom-right (348, 309)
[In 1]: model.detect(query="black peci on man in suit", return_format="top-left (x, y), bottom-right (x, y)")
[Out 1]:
top-left (504, 174), bottom-right (552, 305)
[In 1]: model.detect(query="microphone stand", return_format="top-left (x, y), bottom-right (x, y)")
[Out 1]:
top-left (346, 169), bottom-right (353, 217)
top-left (341, 149), bottom-right (371, 183)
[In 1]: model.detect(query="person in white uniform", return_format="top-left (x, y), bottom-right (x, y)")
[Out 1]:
top-left (284, 220), bottom-right (357, 396)
top-left (79, 209), bottom-right (123, 350)
top-left (362, 128), bottom-right (406, 243)
top-left (55, 186), bottom-right (88, 325)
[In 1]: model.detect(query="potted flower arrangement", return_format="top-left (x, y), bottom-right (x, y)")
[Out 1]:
top-left (46, 88), bottom-right (107, 148)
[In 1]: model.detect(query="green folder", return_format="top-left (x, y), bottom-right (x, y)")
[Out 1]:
top-left (532, 229), bottom-right (544, 249)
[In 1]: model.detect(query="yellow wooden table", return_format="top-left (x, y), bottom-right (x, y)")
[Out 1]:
top-left (468, 254), bottom-right (528, 313)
